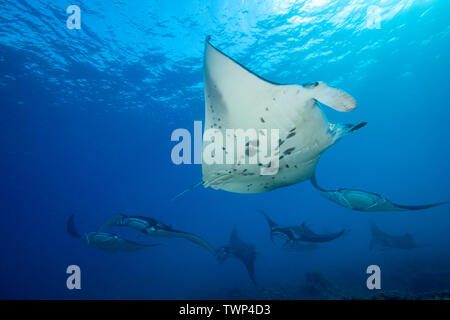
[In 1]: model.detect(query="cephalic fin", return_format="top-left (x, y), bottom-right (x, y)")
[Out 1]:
top-left (306, 81), bottom-right (357, 112)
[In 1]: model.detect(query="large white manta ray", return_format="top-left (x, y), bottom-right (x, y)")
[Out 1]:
top-left (202, 37), bottom-right (364, 194)
top-left (196, 37), bottom-right (448, 212)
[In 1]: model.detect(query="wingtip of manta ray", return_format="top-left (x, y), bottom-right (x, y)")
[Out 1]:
top-left (350, 121), bottom-right (368, 132)
top-left (67, 214), bottom-right (81, 239)
top-left (393, 200), bottom-right (450, 211)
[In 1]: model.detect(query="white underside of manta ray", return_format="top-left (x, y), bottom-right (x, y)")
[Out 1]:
top-left (202, 37), bottom-right (364, 194)
top-left (196, 37), bottom-right (448, 212)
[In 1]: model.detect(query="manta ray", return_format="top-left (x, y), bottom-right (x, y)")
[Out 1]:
top-left (369, 220), bottom-right (420, 250)
top-left (190, 37), bottom-right (448, 212)
top-left (311, 174), bottom-right (449, 212)
top-left (99, 214), bottom-right (217, 256)
top-left (67, 215), bottom-right (158, 252)
top-left (259, 210), bottom-right (345, 248)
top-left (202, 36), bottom-right (364, 194)
top-left (217, 226), bottom-right (258, 285)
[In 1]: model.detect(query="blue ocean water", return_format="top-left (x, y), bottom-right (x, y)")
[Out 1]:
top-left (0, 0), bottom-right (449, 299)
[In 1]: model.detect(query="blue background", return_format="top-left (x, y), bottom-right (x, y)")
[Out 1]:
top-left (0, 0), bottom-right (449, 299)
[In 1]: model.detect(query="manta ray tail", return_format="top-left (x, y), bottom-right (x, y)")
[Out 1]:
top-left (171, 181), bottom-right (203, 201)
top-left (67, 214), bottom-right (81, 239)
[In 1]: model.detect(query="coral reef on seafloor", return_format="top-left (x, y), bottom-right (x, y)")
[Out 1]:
top-left (190, 271), bottom-right (450, 300)
top-left (299, 272), bottom-right (341, 299)
top-left (367, 289), bottom-right (450, 300)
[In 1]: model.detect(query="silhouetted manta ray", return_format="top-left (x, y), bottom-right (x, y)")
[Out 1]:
top-left (67, 215), bottom-right (158, 252)
top-left (99, 214), bottom-right (217, 256)
top-left (311, 174), bottom-right (449, 212)
top-left (259, 210), bottom-right (345, 246)
top-left (217, 226), bottom-right (257, 285)
top-left (369, 220), bottom-right (420, 250)
top-left (173, 37), bottom-right (447, 214)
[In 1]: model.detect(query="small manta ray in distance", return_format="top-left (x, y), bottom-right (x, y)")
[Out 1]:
top-left (67, 215), bottom-right (159, 252)
top-left (217, 226), bottom-right (258, 285)
top-left (99, 214), bottom-right (217, 256)
top-left (369, 219), bottom-right (421, 250)
top-left (259, 210), bottom-right (345, 249)
top-left (311, 173), bottom-right (449, 212)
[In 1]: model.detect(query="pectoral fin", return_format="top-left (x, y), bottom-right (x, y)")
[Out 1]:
top-left (67, 214), bottom-right (81, 239)
top-left (154, 229), bottom-right (217, 256)
top-left (98, 214), bottom-right (127, 231)
top-left (258, 210), bottom-right (278, 230)
top-left (85, 232), bottom-right (160, 252)
top-left (112, 238), bottom-right (160, 252)
top-left (301, 229), bottom-right (346, 243)
top-left (391, 201), bottom-right (450, 211)
top-left (243, 259), bottom-right (257, 285)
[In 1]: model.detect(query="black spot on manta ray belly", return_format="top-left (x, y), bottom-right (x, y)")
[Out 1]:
top-left (283, 147), bottom-right (295, 155)
top-left (260, 117), bottom-right (265, 123)
top-left (286, 132), bottom-right (296, 139)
